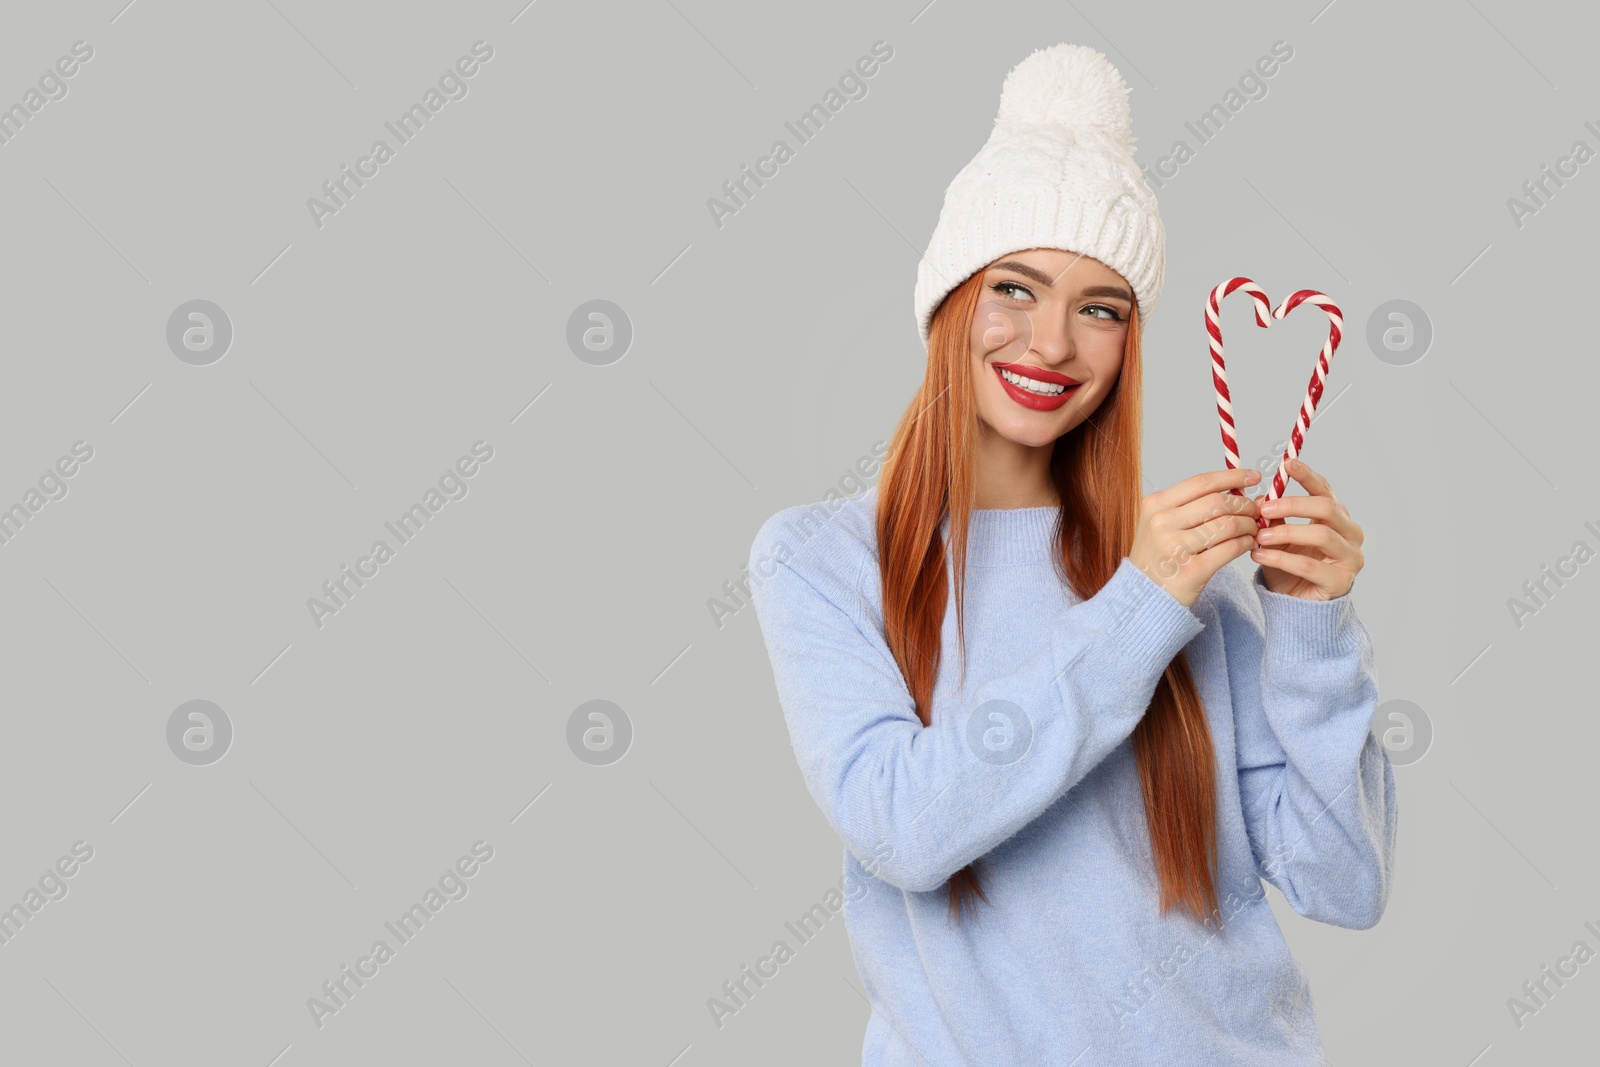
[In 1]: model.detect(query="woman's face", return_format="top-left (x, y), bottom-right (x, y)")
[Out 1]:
top-left (968, 248), bottom-right (1134, 449)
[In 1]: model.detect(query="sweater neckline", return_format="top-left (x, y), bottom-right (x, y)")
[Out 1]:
top-left (940, 505), bottom-right (1059, 566)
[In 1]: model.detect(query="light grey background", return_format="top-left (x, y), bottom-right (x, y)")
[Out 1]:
top-left (0, 0), bottom-right (1592, 1064)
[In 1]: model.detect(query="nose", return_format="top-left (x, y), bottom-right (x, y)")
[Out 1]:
top-left (1027, 306), bottom-right (1075, 366)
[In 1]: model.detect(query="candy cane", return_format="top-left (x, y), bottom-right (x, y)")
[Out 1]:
top-left (1204, 277), bottom-right (1343, 526)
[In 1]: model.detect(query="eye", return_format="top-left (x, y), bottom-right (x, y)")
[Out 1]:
top-left (989, 281), bottom-right (1035, 304)
top-left (1083, 304), bottom-right (1124, 322)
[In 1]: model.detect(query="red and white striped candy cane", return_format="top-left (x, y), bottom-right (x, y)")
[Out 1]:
top-left (1204, 277), bottom-right (1343, 527)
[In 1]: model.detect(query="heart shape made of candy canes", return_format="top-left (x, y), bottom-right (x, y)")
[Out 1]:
top-left (1205, 277), bottom-right (1344, 528)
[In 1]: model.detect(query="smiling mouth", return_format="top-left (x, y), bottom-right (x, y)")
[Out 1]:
top-left (992, 361), bottom-right (1081, 411)
top-left (998, 367), bottom-right (1074, 395)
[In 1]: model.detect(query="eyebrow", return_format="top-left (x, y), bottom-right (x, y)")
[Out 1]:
top-left (989, 260), bottom-right (1134, 303)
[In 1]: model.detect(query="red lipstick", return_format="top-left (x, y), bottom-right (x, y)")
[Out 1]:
top-left (992, 361), bottom-right (1081, 412)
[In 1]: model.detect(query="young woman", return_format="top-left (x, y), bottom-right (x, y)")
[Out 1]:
top-left (747, 43), bottom-right (1396, 1066)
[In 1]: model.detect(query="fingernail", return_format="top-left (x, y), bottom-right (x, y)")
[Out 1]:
top-left (1259, 500), bottom-right (1277, 516)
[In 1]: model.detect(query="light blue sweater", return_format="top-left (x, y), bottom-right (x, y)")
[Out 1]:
top-left (748, 486), bottom-right (1397, 1066)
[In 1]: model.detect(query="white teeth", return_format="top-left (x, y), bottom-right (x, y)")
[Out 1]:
top-left (1001, 368), bottom-right (1070, 396)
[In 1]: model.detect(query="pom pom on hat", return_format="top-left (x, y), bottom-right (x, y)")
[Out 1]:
top-left (994, 43), bottom-right (1132, 140)
top-left (912, 43), bottom-right (1164, 347)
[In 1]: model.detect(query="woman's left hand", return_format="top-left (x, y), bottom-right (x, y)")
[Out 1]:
top-left (1250, 457), bottom-right (1364, 600)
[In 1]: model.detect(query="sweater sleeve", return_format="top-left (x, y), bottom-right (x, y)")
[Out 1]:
top-left (1223, 563), bottom-right (1398, 929)
top-left (749, 520), bottom-right (1205, 894)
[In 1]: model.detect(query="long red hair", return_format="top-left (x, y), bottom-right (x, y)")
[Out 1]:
top-left (875, 266), bottom-right (1220, 924)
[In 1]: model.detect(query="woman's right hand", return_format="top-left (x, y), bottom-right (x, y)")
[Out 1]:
top-left (1129, 467), bottom-right (1262, 609)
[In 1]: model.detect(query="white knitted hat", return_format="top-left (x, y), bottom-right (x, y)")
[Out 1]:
top-left (912, 43), bottom-right (1165, 347)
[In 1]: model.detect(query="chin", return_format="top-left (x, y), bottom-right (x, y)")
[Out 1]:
top-left (989, 416), bottom-right (1070, 449)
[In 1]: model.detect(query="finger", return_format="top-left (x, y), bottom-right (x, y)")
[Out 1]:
top-left (1249, 545), bottom-right (1353, 597)
top-left (1152, 467), bottom-right (1261, 511)
top-left (1258, 495), bottom-right (1360, 544)
top-left (1198, 531), bottom-right (1258, 571)
top-left (1171, 489), bottom-right (1259, 532)
top-left (1254, 520), bottom-right (1357, 563)
top-left (1285, 456), bottom-right (1336, 499)
top-left (1185, 513), bottom-right (1260, 555)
